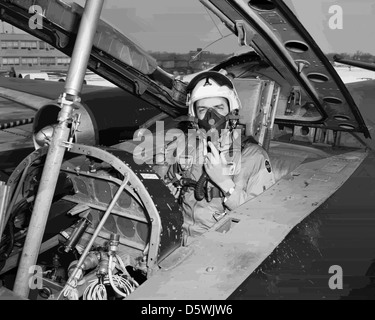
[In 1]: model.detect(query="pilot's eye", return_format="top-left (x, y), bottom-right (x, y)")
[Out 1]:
top-left (197, 107), bottom-right (207, 114)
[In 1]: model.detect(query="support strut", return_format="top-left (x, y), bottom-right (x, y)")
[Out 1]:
top-left (12, 0), bottom-right (105, 299)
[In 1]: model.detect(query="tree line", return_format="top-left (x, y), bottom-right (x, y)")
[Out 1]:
top-left (326, 51), bottom-right (375, 63)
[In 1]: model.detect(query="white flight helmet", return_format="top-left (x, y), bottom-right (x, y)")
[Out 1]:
top-left (186, 71), bottom-right (241, 118)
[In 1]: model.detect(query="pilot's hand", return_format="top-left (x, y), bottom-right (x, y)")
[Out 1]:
top-left (167, 182), bottom-right (181, 199)
top-left (204, 142), bottom-right (234, 191)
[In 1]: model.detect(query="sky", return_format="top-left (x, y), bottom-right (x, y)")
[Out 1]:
top-left (285, 0), bottom-right (375, 54)
top-left (3, 0), bottom-right (375, 55)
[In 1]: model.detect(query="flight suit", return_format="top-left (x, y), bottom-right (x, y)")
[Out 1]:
top-left (170, 131), bottom-right (276, 239)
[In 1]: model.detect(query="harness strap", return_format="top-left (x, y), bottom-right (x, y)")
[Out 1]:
top-left (209, 186), bottom-right (223, 199)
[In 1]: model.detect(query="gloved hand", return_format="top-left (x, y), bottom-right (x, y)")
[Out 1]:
top-left (167, 182), bottom-right (181, 199)
top-left (204, 141), bottom-right (235, 192)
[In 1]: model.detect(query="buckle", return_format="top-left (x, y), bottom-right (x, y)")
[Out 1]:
top-left (213, 211), bottom-right (227, 222)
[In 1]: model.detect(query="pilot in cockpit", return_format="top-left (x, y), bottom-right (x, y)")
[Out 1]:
top-left (159, 71), bottom-right (276, 243)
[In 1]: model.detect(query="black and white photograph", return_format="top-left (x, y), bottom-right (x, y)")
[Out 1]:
top-left (0, 0), bottom-right (374, 306)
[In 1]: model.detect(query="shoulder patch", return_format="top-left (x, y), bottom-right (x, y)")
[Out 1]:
top-left (265, 160), bottom-right (272, 173)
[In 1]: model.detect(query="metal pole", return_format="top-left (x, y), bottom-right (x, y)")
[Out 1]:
top-left (13, 0), bottom-right (104, 299)
top-left (64, 2), bottom-right (102, 97)
top-left (0, 182), bottom-right (11, 243)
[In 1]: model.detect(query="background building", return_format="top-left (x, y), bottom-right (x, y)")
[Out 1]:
top-left (0, 33), bottom-right (70, 74)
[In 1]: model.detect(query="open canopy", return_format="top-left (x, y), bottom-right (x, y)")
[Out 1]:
top-left (0, 0), bottom-right (370, 137)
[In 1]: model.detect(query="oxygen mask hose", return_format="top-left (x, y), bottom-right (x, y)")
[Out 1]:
top-left (194, 171), bottom-right (209, 201)
top-left (195, 135), bottom-right (213, 202)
